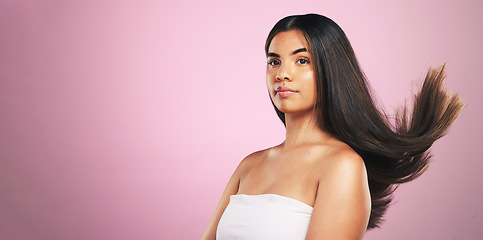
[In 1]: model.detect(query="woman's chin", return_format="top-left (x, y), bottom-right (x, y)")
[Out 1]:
top-left (276, 107), bottom-right (314, 116)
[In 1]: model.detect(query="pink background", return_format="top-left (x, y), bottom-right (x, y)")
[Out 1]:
top-left (1, 0), bottom-right (482, 239)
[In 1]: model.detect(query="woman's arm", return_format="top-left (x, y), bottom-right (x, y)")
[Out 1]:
top-left (201, 159), bottom-right (245, 240)
top-left (305, 150), bottom-right (371, 240)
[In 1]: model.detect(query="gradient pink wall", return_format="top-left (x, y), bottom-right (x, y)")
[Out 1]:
top-left (1, 0), bottom-right (481, 239)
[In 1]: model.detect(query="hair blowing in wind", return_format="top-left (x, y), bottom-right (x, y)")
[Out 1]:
top-left (265, 14), bottom-right (465, 229)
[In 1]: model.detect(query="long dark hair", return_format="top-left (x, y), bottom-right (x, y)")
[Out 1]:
top-left (265, 14), bottom-right (465, 229)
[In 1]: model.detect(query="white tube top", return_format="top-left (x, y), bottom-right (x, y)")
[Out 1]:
top-left (216, 194), bottom-right (313, 240)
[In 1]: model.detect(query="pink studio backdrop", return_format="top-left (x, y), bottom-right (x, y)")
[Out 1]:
top-left (1, 0), bottom-right (481, 239)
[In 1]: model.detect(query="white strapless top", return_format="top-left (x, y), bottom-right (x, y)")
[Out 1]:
top-left (216, 194), bottom-right (313, 240)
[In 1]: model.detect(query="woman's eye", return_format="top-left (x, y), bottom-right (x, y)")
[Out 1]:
top-left (267, 60), bottom-right (280, 66)
top-left (297, 59), bottom-right (310, 64)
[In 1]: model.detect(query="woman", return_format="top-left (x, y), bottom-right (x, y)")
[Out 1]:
top-left (202, 14), bottom-right (464, 240)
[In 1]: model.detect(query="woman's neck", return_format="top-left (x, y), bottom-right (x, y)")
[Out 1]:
top-left (283, 111), bottom-right (332, 149)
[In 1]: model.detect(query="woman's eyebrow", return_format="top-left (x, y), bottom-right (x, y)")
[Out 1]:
top-left (267, 52), bottom-right (280, 58)
top-left (267, 48), bottom-right (307, 58)
top-left (291, 48), bottom-right (307, 55)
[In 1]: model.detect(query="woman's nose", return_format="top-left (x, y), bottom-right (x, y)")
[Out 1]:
top-left (276, 64), bottom-right (293, 81)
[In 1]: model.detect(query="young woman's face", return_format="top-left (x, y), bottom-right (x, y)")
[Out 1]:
top-left (266, 30), bottom-right (317, 116)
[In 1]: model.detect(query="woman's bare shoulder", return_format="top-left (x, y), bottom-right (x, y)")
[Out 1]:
top-left (235, 145), bottom-right (276, 173)
top-left (309, 141), bottom-right (365, 178)
top-left (328, 144), bottom-right (363, 166)
top-left (321, 140), bottom-right (362, 162)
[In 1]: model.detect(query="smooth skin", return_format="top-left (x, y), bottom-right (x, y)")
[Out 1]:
top-left (202, 30), bottom-right (371, 240)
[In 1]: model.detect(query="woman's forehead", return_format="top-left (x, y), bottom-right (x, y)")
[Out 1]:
top-left (268, 30), bottom-right (309, 54)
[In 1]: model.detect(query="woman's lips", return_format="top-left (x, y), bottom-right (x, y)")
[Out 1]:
top-left (275, 86), bottom-right (298, 97)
